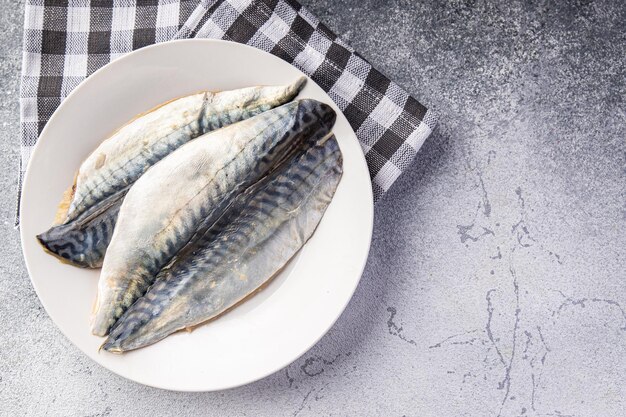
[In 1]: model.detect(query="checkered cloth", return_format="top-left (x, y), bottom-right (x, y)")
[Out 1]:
top-left (19, 0), bottom-right (437, 225)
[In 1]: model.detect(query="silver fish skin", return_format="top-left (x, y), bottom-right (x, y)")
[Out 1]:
top-left (91, 99), bottom-right (336, 336)
top-left (36, 79), bottom-right (305, 268)
top-left (103, 134), bottom-right (343, 353)
top-left (37, 188), bottom-right (127, 268)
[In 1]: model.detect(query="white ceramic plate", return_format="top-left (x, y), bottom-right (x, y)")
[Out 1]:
top-left (20, 39), bottom-right (373, 391)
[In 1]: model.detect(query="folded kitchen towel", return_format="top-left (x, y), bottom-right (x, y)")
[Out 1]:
top-left (18, 0), bottom-right (437, 225)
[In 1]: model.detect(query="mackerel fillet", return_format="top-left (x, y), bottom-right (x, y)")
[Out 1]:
top-left (103, 134), bottom-right (343, 352)
top-left (37, 79), bottom-right (305, 268)
top-left (91, 99), bottom-right (336, 336)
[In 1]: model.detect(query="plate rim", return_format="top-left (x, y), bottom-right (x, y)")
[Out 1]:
top-left (19, 38), bottom-right (374, 391)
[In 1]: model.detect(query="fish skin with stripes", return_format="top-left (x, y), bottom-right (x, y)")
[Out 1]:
top-left (103, 133), bottom-right (343, 353)
top-left (36, 78), bottom-right (306, 268)
top-left (91, 99), bottom-right (336, 336)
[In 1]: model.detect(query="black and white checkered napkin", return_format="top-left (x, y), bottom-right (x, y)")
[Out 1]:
top-left (19, 0), bottom-right (437, 224)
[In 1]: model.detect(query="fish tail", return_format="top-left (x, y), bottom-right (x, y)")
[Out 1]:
top-left (265, 76), bottom-right (307, 104)
top-left (296, 99), bottom-right (337, 133)
top-left (36, 222), bottom-right (96, 268)
top-left (255, 76), bottom-right (307, 109)
top-left (100, 339), bottom-right (122, 354)
top-left (287, 76), bottom-right (307, 98)
top-left (101, 292), bottom-right (167, 353)
top-left (36, 191), bottom-right (125, 268)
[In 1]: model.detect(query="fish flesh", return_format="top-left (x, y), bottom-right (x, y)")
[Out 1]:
top-left (37, 80), bottom-right (306, 268)
top-left (103, 134), bottom-right (343, 352)
top-left (92, 99), bottom-right (335, 336)
top-left (37, 78), bottom-right (306, 268)
top-left (91, 99), bottom-right (336, 336)
top-left (103, 134), bottom-right (342, 353)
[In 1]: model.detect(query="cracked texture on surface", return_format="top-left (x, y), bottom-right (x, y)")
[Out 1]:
top-left (1, 0), bottom-right (625, 416)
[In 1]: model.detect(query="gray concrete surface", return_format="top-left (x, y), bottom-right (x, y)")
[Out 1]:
top-left (1, 0), bottom-right (625, 416)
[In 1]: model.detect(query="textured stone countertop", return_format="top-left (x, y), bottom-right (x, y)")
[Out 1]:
top-left (1, 1), bottom-right (625, 416)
